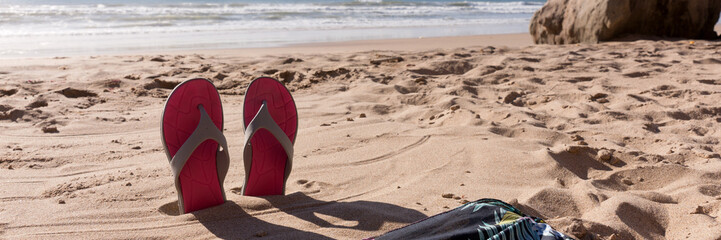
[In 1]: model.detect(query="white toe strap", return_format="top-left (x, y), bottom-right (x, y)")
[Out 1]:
top-left (170, 104), bottom-right (229, 192)
top-left (243, 101), bottom-right (294, 162)
top-left (243, 101), bottom-right (294, 192)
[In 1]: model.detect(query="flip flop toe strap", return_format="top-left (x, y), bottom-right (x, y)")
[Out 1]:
top-left (170, 105), bottom-right (230, 192)
top-left (243, 101), bottom-right (294, 187)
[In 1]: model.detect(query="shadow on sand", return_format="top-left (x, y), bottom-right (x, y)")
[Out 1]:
top-left (548, 148), bottom-right (616, 180)
top-left (265, 192), bottom-right (427, 231)
top-left (159, 192), bottom-right (426, 239)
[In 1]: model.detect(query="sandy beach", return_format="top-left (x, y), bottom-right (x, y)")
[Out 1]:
top-left (1, 30), bottom-right (721, 239)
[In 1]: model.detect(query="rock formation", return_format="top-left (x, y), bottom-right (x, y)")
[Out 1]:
top-left (530, 0), bottom-right (721, 44)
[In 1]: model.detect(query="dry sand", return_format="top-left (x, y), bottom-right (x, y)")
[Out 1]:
top-left (1, 32), bottom-right (721, 240)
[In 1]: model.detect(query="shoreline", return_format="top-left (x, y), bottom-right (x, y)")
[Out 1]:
top-left (187, 33), bottom-right (535, 57)
top-left (0, 32), bottom-right (534, 61)
top-left (0, 0), bottom-right (541, 60)
top-left (181, 23), bottom-right (721, 58)
top-left (4, 23), bottom-right (719, 60)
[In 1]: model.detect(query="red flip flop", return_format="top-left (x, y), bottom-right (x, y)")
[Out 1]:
top-left (242, 77), bottom-right (298, 196)
top-left (161, 78), bottom-right (229, 213)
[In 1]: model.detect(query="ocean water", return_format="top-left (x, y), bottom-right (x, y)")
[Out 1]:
top-left (0, 0), bottom-right (546, 58)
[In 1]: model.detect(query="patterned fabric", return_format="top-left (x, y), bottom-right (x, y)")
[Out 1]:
top-left (369, 199), bottom-right (574, 240)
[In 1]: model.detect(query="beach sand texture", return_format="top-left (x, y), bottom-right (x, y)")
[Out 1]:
top-left (1, 36), bottom-right (721, 239)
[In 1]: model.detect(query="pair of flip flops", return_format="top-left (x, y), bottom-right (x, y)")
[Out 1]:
top-left (160, 77), bottom-right (298, 214)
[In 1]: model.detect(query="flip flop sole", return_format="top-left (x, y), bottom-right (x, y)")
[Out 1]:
top-left (243, 77), bottom-right (298, 196)
top-left (162, 78), bottom-right (225, 213)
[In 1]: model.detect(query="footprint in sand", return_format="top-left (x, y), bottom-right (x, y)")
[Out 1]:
top-left (0, 89), bottom-right (18, 97)
top-left (142, 79), bottom-right (179, 90)
top-left (698, 184), bottom-right (721, 197)
top-left (692, 58), bottom-right (721, 64)
top-left (591, 165), bottom-right (690, 192)
top-left (408, 60), bottom-right (474, 75)
top-left (623, 71), bottom-right (650, 78)
top-left (25, 98), bottom-right (48, 110)
top-left (565, 76), bottom-right (596, 83)
top-left (697, 79), bottom-right (721, 85)
top-left (0, 108), bottom-right (44, 122)
top-left (56, 87), bottom-right (98, 98)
